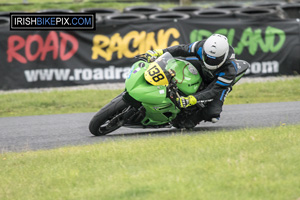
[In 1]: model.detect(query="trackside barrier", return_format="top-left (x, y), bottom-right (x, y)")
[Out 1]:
top-left (148, 12), bottom-right (190, 21)
top-left (123, 6), bottom-right (163, 16)
top-left (234, 8), bottom-right (282, 20)
top-left (251, 2), bottom-right (287, 10)
top-left (0, 4), bottom-right (300, 90)
top-left (212, 4), bottom-right (246, 11)
top-left (280, 3), bottom-right (300, 18)
top-left (167, 6), bottom-right (202, 17)
top-left (104, 13), bottom-right (147, 25)
top-left (80, 8), bottom-right (120, 23)
top-left (0, 17), bottom-right (9, 26)
top-left (193, 9), bottom-right (233, 18)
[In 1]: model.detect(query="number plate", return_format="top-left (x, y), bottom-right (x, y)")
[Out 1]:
top-left (144, 63), bottom-right (169, 86)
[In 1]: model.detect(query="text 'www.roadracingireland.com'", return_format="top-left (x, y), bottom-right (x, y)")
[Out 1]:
top-left (23, 67), bottom-right (131, 82)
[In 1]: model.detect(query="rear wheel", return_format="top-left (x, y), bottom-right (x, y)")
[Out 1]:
top-left (89, 95), bottom-right (129, 136)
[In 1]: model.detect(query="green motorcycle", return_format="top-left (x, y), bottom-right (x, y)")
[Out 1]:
top-left (89, 52), bottom-right (249, 136)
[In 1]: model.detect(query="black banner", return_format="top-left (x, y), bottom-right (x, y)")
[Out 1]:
top-left (0, 18), bottom-right (299, 90)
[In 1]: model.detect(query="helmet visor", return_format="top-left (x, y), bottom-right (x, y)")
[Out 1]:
top-left (203, 51), bottom-right (225, 67)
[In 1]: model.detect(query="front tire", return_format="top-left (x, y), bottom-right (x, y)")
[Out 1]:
top-left (89, 95), bottom-right (129, 136)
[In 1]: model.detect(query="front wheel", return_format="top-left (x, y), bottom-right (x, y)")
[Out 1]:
top-left (89, 95), bottom-right (129, 136)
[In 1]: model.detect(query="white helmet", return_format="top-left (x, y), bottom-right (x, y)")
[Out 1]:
top-left (202, 34), bottom-right (229, 70)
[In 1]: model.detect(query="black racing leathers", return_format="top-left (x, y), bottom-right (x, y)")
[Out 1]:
top-left (163, 40), bottom-right (238, 102)
top-left (164, 40), bottom-right (239, 126)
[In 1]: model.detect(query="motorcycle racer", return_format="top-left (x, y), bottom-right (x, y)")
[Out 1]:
top-left (146, 34), bottom-right (239, 128)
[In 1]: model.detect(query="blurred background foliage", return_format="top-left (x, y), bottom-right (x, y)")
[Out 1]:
top-left (0, 0), bottom-right (295, 12)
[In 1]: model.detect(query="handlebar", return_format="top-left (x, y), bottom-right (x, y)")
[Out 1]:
top-left (134, 54), bottom-right (148, 62)
top-left (135, 54), bottom-right (157, 63)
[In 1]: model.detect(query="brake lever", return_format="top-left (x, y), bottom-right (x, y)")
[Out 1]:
top-left (134, 54), bottom-right (148, 62)
top-left (167, 79), bottom-right (181, 108)
top-left (134, 53), bottom-right (145, 59)
top-left (149, 56), bottom-right (157, 62)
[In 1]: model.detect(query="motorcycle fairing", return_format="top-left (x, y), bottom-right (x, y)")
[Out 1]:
top-left (125, 60), bottom-right (180, 125)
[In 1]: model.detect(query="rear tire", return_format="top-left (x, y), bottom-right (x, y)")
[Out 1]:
top-left (89, 95), bottom-right (128, 136)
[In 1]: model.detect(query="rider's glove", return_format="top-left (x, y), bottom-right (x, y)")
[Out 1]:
top-left (176, 95), bottom-right (197, 108)
top-left (145, 49), bottom-right (163, 62)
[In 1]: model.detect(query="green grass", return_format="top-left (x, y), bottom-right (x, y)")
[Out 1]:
top-left (0, 124), bottom-right (299, 200)
top-left (225, 77), bottom-right (300, 105)
top-left (0, 89), bottom-right (123, 117)
top-left (1, 0), bottom-right (145, 2)
top-left (0, 1), bottom-right (177, 12)
top-left (0, 2), bottom-right (143, 12)
top-left (0, 78), bottom-right (299, 117)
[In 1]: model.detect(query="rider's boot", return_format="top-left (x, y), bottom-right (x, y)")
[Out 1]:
top-left (211, 117), bottom-right (220, 123)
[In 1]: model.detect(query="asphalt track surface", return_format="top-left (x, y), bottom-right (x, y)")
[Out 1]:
top-left (1, 101), bottom-right (299, 152)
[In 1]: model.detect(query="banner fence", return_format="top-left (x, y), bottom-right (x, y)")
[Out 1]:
top-left (0, 13), bottom-right (299, 90)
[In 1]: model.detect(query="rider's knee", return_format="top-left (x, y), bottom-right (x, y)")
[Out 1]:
top-left (202, 108), bottom-right (221, 122)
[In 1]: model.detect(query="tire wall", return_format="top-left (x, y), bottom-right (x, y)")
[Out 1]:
top-left (0, 2), bottom-right (300, 90)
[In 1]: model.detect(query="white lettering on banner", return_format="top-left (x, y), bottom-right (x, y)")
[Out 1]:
top-left (245, 61), bottom-right (279, 75)
top-left (24, 66), bottom-right (131, 82)
top-left (23, 61), bottom-right (279, 83)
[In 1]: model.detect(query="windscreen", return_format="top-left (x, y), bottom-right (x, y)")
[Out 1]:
top-left (144, 52), bottom-right (177, 86)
